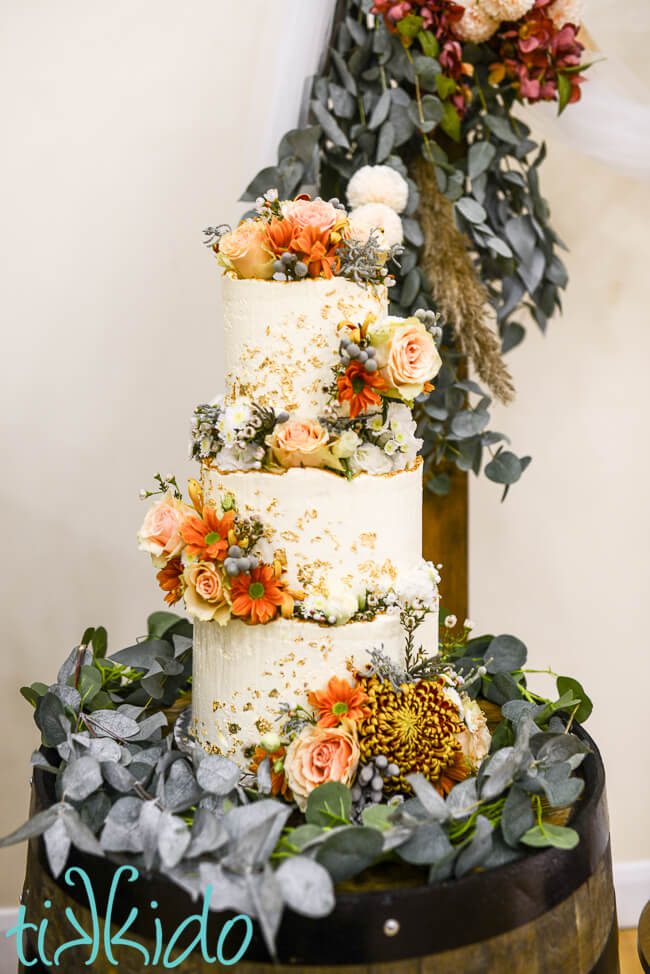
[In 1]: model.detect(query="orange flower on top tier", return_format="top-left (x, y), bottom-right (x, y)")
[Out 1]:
top-left (180, 506), bottom-right (235, 561)
top-left (230, 562), bottom-right (294, 625)
top-left (337, 359), bottom-right (388, 419)
top-left (290, 224), bottom-right (340, 279)
top-left (308, 676), bottom-right (371, 728)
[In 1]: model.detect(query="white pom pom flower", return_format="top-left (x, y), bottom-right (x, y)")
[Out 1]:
top-left (347, 164), bottom-right (409, 213)
top-left (348, 203), bottom-right (404, 249)
top-left (546, 0), bottom-right (584, 27)
top-left (480, 0), bottom-right (535, 19)
top-left (453, 0), bottom-right (500, 42)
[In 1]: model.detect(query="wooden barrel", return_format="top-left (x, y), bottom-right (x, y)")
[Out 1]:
top-left (17, 724), bottom-right (618, 974)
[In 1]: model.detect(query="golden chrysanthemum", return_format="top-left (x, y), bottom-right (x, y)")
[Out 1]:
top-left (356, 675), bottom-right (469, 795)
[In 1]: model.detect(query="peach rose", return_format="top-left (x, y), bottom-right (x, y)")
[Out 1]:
top-left (218, 220), bottom-right (274, 279)
top-left (284, 719), bottom-right (360, 810)
top-left (137, 492), bottom-right (192, 568)
top-left (456, 698), bottom-right (491, 772)
top-left (283, 198), bottom-right (339, 235)
top-left (368, 317), bottom-right (441, 402)
top-left (183, 561), bottom-right (230, 624)
top-left (268, 419), bottom-right (337, 470)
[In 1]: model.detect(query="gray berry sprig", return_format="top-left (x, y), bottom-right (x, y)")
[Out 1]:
top-left (339, 336), bottom-right (378, 373)
top-left (350, 754), bottom-right (401, 821)
top-left (224, 545), bottom-right (261, 578)
top-left (272, 252), bottom-right (308, 282)
top-left (414, 307), bottom-right (443, 345)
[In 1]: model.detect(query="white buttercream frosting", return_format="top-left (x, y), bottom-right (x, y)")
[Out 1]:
top-left (202, 461), bottom-right (423, 598)
top-left (221, 276), bottom-right (387, 419)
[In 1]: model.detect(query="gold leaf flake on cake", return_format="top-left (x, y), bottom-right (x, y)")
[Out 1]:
top-left (243, 702), bottom-right (253, 712)
top-left (268, 689), bottom-right (279, 698)
top-left (359, 532), bottom-right (377, 550)
top-left (255, 718), bottom-right (271, 735)
top-left (280, 530), bottom-right (300, 543)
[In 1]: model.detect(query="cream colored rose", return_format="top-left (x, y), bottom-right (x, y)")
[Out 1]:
top-left (369, 317), bottom-right (441, 402)
top-left (137, 492), bottom-right (192, 568)
top-left (218, 220), bottom-right (274, 279)
top-left (284, 719), bottom-right (360, 810)
top-left (268, 419), bottom-right (332, 469)
top-left (456, 697), bottom-right (491, 772)
top-left (183, 561), bottom-right (230, 624)
top-left (283, 198), bottom-right (339, 234)
top-left (330, 429), bottom-right (361, 459)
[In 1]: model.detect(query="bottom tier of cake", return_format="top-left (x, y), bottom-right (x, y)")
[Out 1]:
top-left (192, 610), bottom-right (438, 761)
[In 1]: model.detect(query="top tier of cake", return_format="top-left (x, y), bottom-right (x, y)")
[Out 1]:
top-left (222, 276), bottom-right (387, 419)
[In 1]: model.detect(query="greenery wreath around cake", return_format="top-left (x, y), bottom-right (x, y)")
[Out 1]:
top-left (2, 611), bottom-right (592, 959)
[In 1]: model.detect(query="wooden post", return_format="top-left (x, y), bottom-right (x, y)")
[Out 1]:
top-left (422, 466), bottom-right (468, 623)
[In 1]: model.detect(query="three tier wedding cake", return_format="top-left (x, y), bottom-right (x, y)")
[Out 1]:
top-left (137, 189), bottom-right (486, 807)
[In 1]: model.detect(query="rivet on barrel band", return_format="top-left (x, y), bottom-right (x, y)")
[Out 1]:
top-left (383, 918), bottom-right (400, 937)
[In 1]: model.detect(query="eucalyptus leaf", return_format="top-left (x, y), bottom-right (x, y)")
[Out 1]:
top-left (158, 810), bottom-right (191, 869)
top-left (62, 756), bottom-right (102, 801)
top-left (486, 634), bottom-right (527, 673)
top-left (43, 816), bottom-right (72, 879)
top-left (306, 782), bottom-right (351, 827)
top-left (406, 773), bottom-right (449, 822)
top-left (85, 710), bottom-right (140, 740)
top-left (455, 816), bottom-right (493, 878)
top-left (275, 856), bottom-right (335, 917)
top-left (196, 754), bottom-right (240, 796)
top-left (316, 826), bottom-right (383, 883)
top-left (187, 807), bottom-right (228, 859)
top-left (521, 823), bottom-right (579, 849)
top-left (0, 806), bottom-right (59, 847)
top-left (456, 197), bottom-right (487, 224)
top-left (140, 800), bottom-right (162, 870)
top-left (61, 806), bottom-right (103, 857)
top-left (35, 693), bottom-right (69, 747)
top-left (310, 101), bottom-right (350, 149)
top-left (468, 141), bottom-right (496, 180)
top-left (501, 784), bottom-right (535, 847)
top-left (165, 758), bottom-right (202, 812)
top-left (397, 822), bottom-right (450, 865)
top-left (556, 676), bottom-right (593, 723)
top-left (100, 797), bottom-right (145, 853)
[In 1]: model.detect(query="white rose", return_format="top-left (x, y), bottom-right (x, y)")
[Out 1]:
top-left (213, 444), bottom-right (261, 472)
top-left (348, 443), bottom-right (394, 476)
top-left (331, 429), bottom-right (361, 459)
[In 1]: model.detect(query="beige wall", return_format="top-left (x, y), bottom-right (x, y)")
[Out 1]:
top-left (1, 0), bottom-right (648, 907)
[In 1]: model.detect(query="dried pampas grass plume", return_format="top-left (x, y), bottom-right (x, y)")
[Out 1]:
top-left (412, 155), bottom-right (515, 405)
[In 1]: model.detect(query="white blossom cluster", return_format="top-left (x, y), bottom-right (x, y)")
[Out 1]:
top-left (190, 395), bottom-right (266, 469)
top-left (393, 559), bottom-right (441, 613)
top-left (349, 403), bottom-right (422, 475)
top-left (300, 582), bottom-right (365, 626)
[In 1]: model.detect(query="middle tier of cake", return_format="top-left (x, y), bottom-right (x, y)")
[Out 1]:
top-left (202, 458), bottom-right (424, 598)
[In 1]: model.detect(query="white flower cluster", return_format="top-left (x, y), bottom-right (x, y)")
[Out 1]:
top-left (207, 396), bottom-right (265, 470)
top-left (393, 559), bottom-right (441, 612)
top-left (452, 0), bottom-right (499, 42)
top-left (301, 582), bottom-right (364, 626)
top-left (546, 0), bottom-right (584, 27)
top-left (346, 165), bottom-right (409, 249)
top-left (349, 403), bottom-right (422, 475)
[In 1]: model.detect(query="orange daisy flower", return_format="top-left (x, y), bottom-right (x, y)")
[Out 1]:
top-left (337, 360), bottom-right (387, 419)
top-left (308, 675), bottom-right (371, 728)
top-left (265, 216), bottom-right (296, 258)
top-left (156, 557), bottom-right (184, 606)
top-left (290, 225), bottom-right (340, 279)
top-left (230, 563), bottom-right (293, 625)
top-left (180, 506), bottom-right (234, 561)
top-left (249, 746), bottom-right (291, 798)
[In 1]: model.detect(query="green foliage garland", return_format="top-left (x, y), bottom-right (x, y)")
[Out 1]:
top-left (241, 0), bottom-right (572, 498)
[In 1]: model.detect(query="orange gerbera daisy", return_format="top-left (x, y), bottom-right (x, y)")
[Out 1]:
top-left (180, 506), bottom-right (234, 561)
top-left (308, 675), bottom-right (371, 728)
top-left (249, 746), bottom-right (291, 798)
top-left (290, 225), bottom-right (340, 279)
top-left (156, 557), bottom-right (184, 606)
top-left (230, 563), bottom-right (294, 625)
top-left (337, 360), bottom-right (387, 419)
top-left (265, 216), bottom-right (296, 257)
